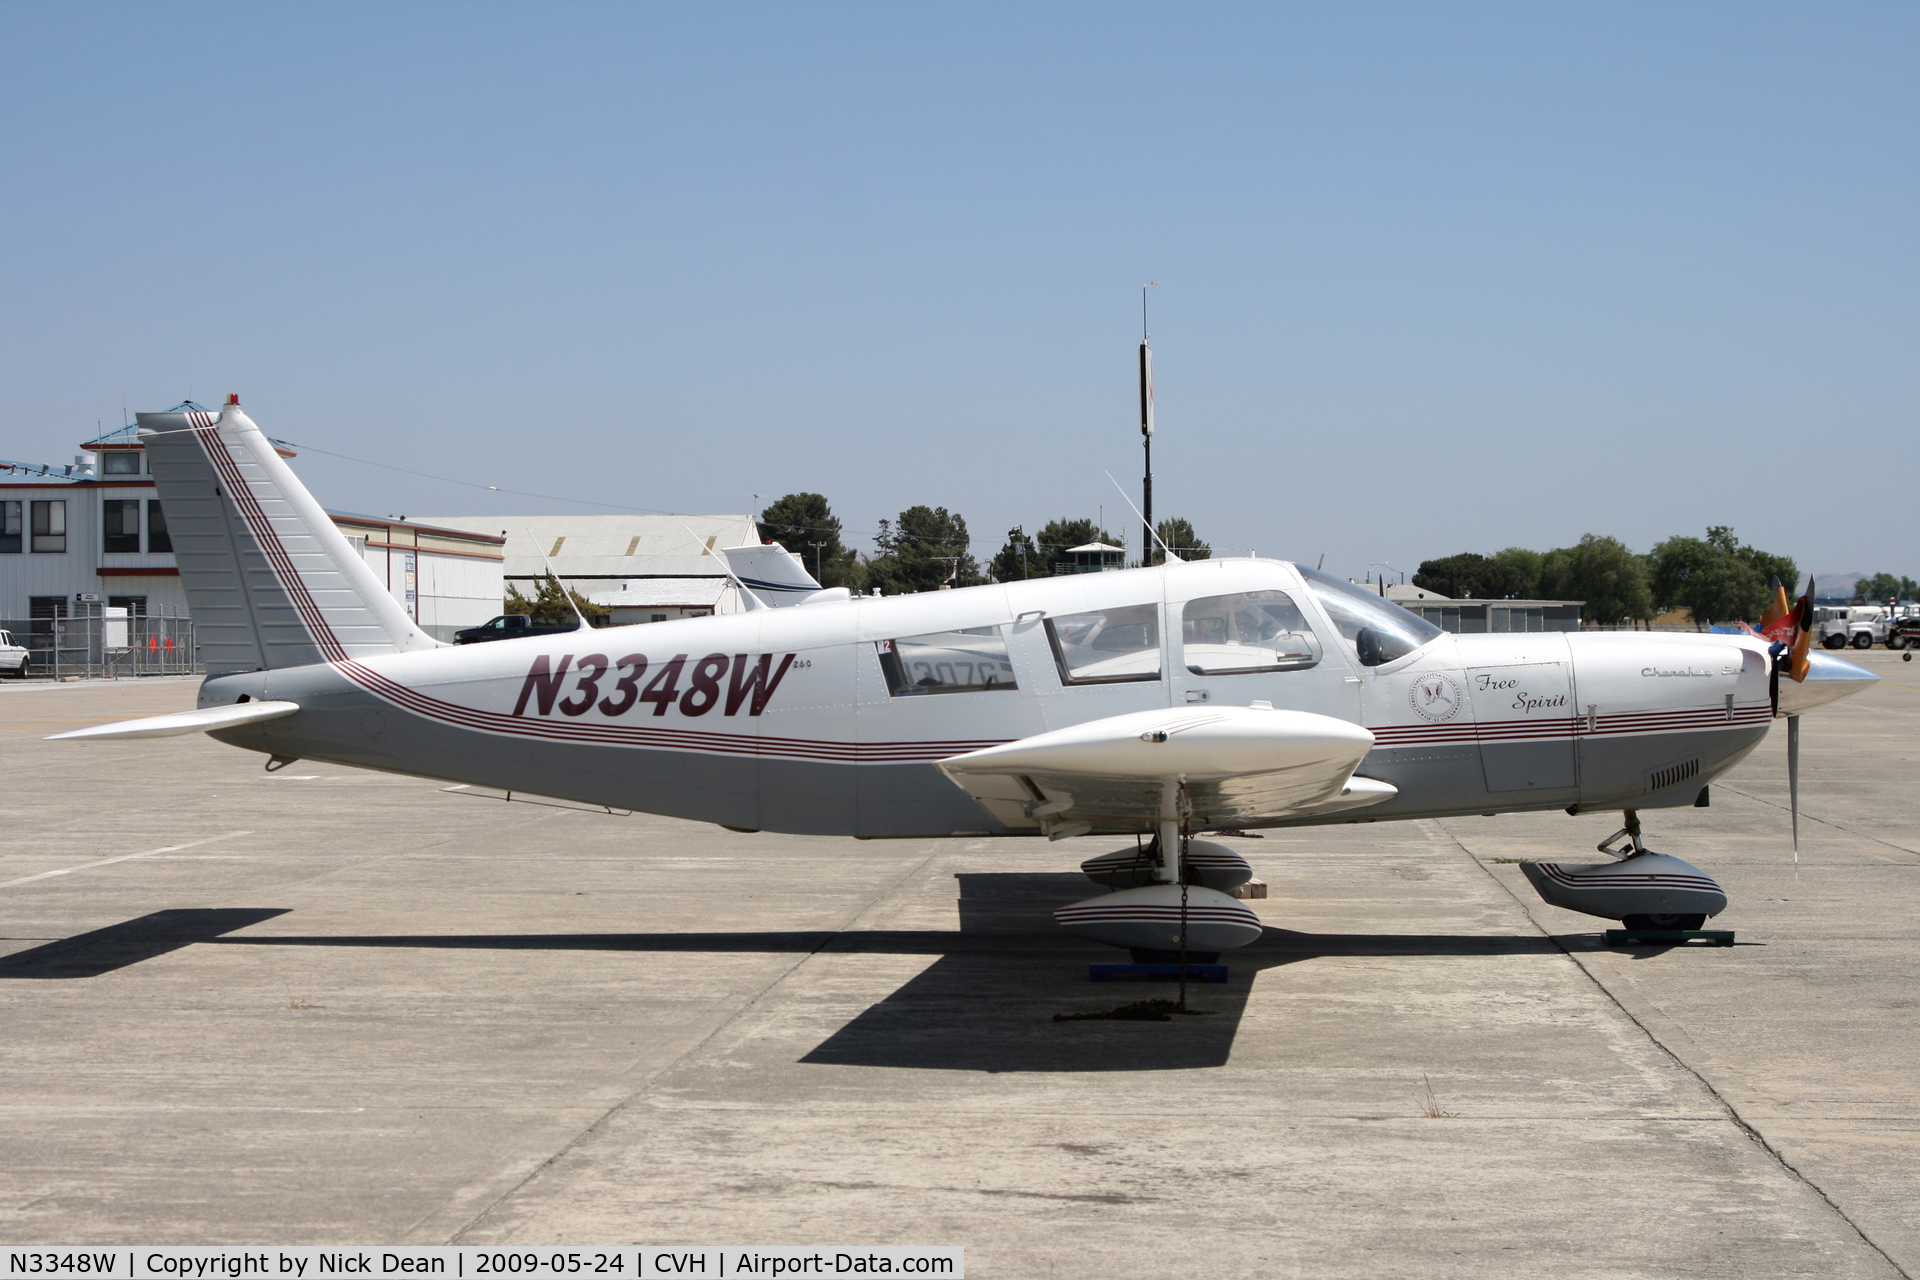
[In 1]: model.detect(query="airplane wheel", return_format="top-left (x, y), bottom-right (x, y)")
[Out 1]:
top-left (1621, 913), bottom-right (1706, 931)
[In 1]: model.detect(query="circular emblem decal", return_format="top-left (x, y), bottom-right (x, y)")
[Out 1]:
top-left (1409, 672), bottom-right (1463, 723)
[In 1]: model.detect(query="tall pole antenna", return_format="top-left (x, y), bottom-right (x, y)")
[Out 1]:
top-left (1140, 282), bottom-right (1158, 567)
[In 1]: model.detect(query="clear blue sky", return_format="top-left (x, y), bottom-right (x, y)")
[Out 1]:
top-left (3, 3), bottom-right (1914, 583)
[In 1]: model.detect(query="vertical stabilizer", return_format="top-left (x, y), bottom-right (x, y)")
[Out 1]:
top-left (721, 543), bottom-right (847, 607)
top-left (139, 398), bottom-right (440, 674)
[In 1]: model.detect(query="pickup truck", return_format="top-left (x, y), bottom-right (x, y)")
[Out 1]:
top-left (1818, 605), bottom-right (1896, 650)
top-left (452, 615), bottom-right (583, 645)
top-left (0, 628), bottom-right (29, 677)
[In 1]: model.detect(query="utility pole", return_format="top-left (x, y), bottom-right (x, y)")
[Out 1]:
top-left (1140, 283), bottom-right (1158, 566)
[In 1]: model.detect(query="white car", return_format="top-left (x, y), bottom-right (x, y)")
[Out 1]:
top-left (0, 629), bottom-right (30, 678)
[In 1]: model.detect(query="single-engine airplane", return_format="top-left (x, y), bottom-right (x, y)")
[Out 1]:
top-left (53, 398), bottom-right (1879, 961)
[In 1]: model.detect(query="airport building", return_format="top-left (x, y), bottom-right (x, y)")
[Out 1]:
top-left (1, 416), bottom-right (507, 646)
top-left (1378, 582), bottom-right (1584, 632)
top-left (418, 513), bottom-right (762, 623)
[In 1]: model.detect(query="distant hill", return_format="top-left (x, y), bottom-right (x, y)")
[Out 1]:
top-left (1814, 572), bottom-right (1863, 602)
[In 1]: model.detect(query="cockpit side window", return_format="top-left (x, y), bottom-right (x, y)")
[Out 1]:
top-left (1296, 566), bottom-right (1443, 667)
top-left (1181, 591), bottom-right (1321, 674)
top-left (877, 626), bottom-right (1019, 696)
top-left (1045, 604), bottom-right (1161, 684)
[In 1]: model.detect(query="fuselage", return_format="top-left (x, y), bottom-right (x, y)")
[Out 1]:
top-left (198, 558), bottom-right (1791, 839)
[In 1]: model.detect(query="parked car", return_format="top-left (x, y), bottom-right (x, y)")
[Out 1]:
top-left (452, 614), bottom-right (582, 644)
top-left (0, 629), bottom-right (30, 678)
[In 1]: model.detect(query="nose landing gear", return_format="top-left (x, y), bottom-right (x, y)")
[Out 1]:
top-left (1519, 810), bottom-right (1728, 929)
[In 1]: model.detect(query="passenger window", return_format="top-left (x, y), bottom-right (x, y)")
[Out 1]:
top-left (878, 626), bottom-right (1018, 696)
top-left (1045, 604), bottom-right (1161, 684)
top-left (1181, 590), bottom-right (1321, 674)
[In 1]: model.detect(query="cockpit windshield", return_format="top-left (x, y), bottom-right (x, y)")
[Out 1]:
top-left (1296, 565), bottom-right (1443, 667)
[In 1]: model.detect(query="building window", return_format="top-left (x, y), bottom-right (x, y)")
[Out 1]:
top-left (101, 452), bottom-right (141, 475)
top-left (876, 627), bottom-right (1018, 696)
top-left (103, 500), bottom-right (141, 553)
top-left (108, 595), bottom-right (147, 617)
top-left (147, 501), bottom-right (171, 553)
top-left (1044, 603), bottom-right (1162, 684)
top-left (0, 502), bottom-right (19, 554)
top-left (30, 501), bottom-right (66, 553)
top-left (29, 596), bottom-right (67, 639)
top-left (650, 614), bottom-right (668, 623)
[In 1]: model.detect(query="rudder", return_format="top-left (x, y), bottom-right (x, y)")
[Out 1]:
top-left (140, 397), bottom-right (440, 674)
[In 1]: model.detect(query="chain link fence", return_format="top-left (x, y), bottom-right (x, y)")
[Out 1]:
top-left (0, 606), bottom-right (200, 679)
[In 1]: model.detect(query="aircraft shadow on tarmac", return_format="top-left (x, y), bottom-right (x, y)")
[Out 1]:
top-left (0, 907), bottom-right (292, 979)
top-left (1, 876), bottom-right (1570, 1072)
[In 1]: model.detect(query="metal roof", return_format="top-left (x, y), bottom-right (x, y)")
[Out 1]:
top-left (419, 513), bottom-right (756, 581)
top-left (586, 578), bottom-right (730, 608)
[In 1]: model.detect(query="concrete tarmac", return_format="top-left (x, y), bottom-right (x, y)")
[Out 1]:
top-left (1, 656), bottom-right (1916, 1278)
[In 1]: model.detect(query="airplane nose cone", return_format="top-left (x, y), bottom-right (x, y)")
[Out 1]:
top-left (1777, 650), bottom-right (1880, 716)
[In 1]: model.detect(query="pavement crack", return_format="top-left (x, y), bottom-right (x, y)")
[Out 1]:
top-left (1439, 819), bottom-right (1916, 1280)
top-left (807, 1179), bottom-right (1151, 1204)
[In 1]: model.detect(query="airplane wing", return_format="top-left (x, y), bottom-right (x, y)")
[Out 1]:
top-left (937, 705), bottom-right (1393, 838)
top-left (46, 701), bottom-right (301, 741)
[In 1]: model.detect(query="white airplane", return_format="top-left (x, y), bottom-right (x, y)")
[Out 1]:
top-left (53, 399), bottom-right (1878, 962)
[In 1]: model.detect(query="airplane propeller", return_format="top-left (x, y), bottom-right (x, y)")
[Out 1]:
top-left (1760, 576), bottom-right (1819, 865)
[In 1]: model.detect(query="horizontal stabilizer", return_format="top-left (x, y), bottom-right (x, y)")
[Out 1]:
top-left (47, 701), bottom-right (300, 741)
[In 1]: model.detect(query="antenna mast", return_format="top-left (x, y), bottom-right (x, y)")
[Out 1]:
top-left (1140, 282), bottom-right (1158, 566)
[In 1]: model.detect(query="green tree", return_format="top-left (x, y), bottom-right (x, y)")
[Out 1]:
top-left (1650, 537), bottom-right (1758, 625)
top-left (1541, 534), bottom-right (1654, 625)
top-left (1413, 553), bottom-right (1494, 598)
top-left (1486, 547), bottom-right (1543, 598)
top-left (1412, 550), bottom-right (1540, 598)
top-left (506, 574), bottom-right (609, 626)
top-left (1708, 526), bottom-right (1798, 614)
top-left (1852, 572), bottom-right (1919, 603)
top-left (863, 505), bottom-right (980, 594)
top-left (1153, 517), bottom-right (1211, 563)
top-left (755, 493), bottom-right (859, 588)
top-left (990, 526), bottom-right (1042, 582)
top-left (1032, 518), bottom-right (1120, 565)
top-left (1648, 527), bottom-right (1792, 625)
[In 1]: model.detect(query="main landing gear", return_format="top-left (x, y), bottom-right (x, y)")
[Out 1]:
top-left (1053, 804), bottom-right (1265, 962)
top-left (1519, 810), bottom-right (1728, 930)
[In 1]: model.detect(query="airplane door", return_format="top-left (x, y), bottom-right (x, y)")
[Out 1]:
top-left (1464, 639), bottom-right (1578, 796)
